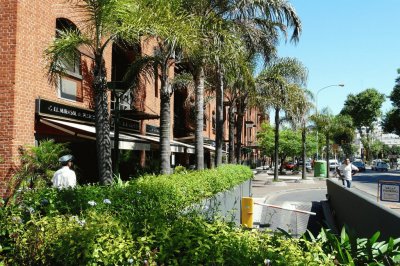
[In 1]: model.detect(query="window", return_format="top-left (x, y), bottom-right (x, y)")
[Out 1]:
top-left (59, 77), bottom-right (78, 101)
top-left (56, 18), bottom-right (82, 101)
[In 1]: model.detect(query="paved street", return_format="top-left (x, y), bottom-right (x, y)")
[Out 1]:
top-left (251, 167), bottom-right (400, 235)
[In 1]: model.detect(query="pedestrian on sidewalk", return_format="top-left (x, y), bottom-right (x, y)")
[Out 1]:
top-left (52, 154), bottom-right (77, 189)
top-left (337, 158), bottom-right (358, 188)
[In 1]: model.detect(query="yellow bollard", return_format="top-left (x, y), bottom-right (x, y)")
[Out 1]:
top-left (241, 197), bottom-right (254, 228)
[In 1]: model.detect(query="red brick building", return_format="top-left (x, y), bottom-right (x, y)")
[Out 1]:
top-left (0, 0), bottom-right (266, 196)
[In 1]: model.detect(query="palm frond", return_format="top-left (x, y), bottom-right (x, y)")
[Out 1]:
top-left (44, 29), bottom-right (91, 86)
top-left (122, 55), bottom-right (156, 90)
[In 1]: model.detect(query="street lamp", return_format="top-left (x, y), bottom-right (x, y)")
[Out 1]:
top-left (315, 84), bottom-right (344, 160)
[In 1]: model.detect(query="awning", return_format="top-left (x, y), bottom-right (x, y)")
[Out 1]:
top-left (112, 110), bottom-right (160, 120)
top-left (40, 118), bottom-right (151, 151)
top-left (127, 133), bottom-right (196, 154)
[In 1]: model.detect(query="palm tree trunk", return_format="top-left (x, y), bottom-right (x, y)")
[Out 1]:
top-left (301, 124), bottom-right (307, 179)
top-left (93, 53), bottom-right (112, 185)
top-left (228, 105), bottom-right (235, 163)
top-left (325, 133), bottom-right (330, 178)
top-left (194, 66), bottom-right (205, 170)
top-left (215, 62), bottom-right (224, 167)
top-left (274, 107), bottom-right (280, 181)
top-left (235, 111), bottom-right (243, 164)
top-left (159, 63), bottom-right (171, 174)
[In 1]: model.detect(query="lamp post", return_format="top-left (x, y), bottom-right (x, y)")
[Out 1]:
top-left (107, 81), bottom-right (128, 177)
top-left (315, 84), bottom-right (344, 160)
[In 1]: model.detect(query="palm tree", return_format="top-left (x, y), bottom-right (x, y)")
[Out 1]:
top-left (256, 57), bottom-right (308, 181)
top-left (145, 1), bottom-right (200, 174)
top-left (213, 0), bottom-right (302, 167)
top-left (45, 0), bottom-right (156, 184)
top-left (224, 56), bottom-right (256, 163)
top-left (287, 88), bottom-right (314, 179)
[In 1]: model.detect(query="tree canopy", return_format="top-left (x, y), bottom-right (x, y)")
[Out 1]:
top-left (383, 69), bottom-right (400, 134)
top-left (340, 88), bottom-right (385, 128)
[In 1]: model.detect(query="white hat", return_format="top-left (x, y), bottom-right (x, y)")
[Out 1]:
top-left (59, 154), bottom-right (74, 163)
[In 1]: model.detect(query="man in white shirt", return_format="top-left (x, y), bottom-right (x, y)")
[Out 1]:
top-left (52, 154), bottom-right (77, 189)
top-left (337, 158), bottom-right (358, 188)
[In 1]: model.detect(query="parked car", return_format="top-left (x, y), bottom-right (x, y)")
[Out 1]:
top-left (283, 161), bottom-right (295, 170)
top-left (371, 159), bottom-right (381, 171)
top-left (329, 159), bottom-right (340, 171)
top-left (352, 161), bottom-right (366, 172)
top-left (296, 161), bottom-right (312, 172)
top-left (376, 162), bottom-right (389, 172)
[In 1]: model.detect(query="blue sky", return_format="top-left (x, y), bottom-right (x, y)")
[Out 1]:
top-left (275, 0), bottom-right (400, 115)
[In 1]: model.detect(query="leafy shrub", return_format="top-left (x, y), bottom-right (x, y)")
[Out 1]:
top-left (9, 211), bottom-right (150, 265)
top-left (156, 215), bottom-right (333, 265)
top-left (174, 165), bottom-right (187, 174)
top-left (9, 164), bottom-right (400, 264)
top-left (5, 140), bottom-right (69, 205)
top-left (306, 226), bottom-right (400, 265)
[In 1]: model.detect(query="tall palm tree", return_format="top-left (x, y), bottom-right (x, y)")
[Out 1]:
top-left (224, 56), bottom-right (256, 163)
top-left (145, 1), bottom-right (200, 174)
top-left (287, 88), bottom-right (314, 179)
top-left (256, 57), bottom-right (308, 181)
top-left (45, 0), bottom-right (156, 184)
top-left (179, 0), bottom-right (302, 168)
top-left (212, 0), bottom-right (302, 167)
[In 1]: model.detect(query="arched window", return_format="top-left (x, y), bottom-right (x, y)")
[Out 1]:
top-left (56, 18), bottom-right (82, 101)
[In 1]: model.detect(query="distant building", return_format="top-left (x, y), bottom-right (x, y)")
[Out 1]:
top-left (355, 120), bottom-right (400, 158)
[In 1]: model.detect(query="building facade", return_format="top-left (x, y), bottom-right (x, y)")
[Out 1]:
top-left (355, 121), bottom-right (400, 159)
top-left (0, 1), bottom-right (265, 196)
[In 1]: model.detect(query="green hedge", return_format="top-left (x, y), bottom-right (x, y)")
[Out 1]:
top-left (0, 165), bottom-right (334, 265)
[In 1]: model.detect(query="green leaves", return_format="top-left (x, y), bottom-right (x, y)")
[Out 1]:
top-left (340, 88), bottom-right (386, 129)
top-left (256, 57), bottom-right (308, 113)
top-left (309, 226), bottom-right (400, 265)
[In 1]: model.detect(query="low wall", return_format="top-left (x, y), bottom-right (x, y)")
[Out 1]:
top-left (199, 179), bottom-right (252, 225)
top-left (327, 179), bottom-right (400, 240)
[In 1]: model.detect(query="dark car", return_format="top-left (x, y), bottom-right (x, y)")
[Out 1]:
top-left (352, 161), bottom-right (366, 172)
top-left (296, 161), bottom-right (313, 172)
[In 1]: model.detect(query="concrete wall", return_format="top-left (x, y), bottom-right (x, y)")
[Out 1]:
top-left (327, 179), bottom-right (400, 240)
top-left (198, 179), bottom-right (252, 225)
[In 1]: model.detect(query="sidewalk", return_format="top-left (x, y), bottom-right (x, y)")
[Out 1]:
top-left (251, 169), bottom-right (327, 199)
top-left (251, 169), bottom-right (328, 234)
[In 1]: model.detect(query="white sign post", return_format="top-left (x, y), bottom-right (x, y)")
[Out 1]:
top-left (379, 181), bottom-right (400, 203)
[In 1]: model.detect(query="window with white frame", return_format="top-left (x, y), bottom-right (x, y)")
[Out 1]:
top-left (56, 18), bottom-right (82, 101)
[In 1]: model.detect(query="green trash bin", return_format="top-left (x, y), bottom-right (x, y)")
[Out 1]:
top-left (314, 160), bottom-right (327, 177)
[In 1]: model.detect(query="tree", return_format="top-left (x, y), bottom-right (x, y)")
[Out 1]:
top-left (340, 88), bottom-right (385, 128)
top-left (148, 1), bottom-right (201, 174)
top-left (223, 55), bottom-right (256, 163)
top-left (256, 57), bottom-right (308, 181)
top-left (287, 88), bottom-right (314, 179)
top-left (383, 69), bottom-right (400, 134)
top-left (209, 0), bottom-right (302, 167)
top-left (312, 110), bottom-right (355, 177)
top-left (257, 124), bottom-right (316, 171)
top-left (46, 0), bottom-right (156, 184)
top-left (177, 1), bottom-right (244, 169)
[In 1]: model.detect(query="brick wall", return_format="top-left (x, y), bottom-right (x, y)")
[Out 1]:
top-left (0, 0), bottom-right (112, 197)
top-left (0, 0), bottom-right (18, 196)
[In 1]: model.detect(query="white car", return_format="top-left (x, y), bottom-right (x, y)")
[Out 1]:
top-left (329, 159), bottom-right (339, 171)
top-left (371, 159), bottom-right (382, 171)
top-left (376, 162), bottom-right (389, 172)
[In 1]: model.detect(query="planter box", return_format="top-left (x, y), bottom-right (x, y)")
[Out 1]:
top-left (196, 179), bottom-right (252, 225)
